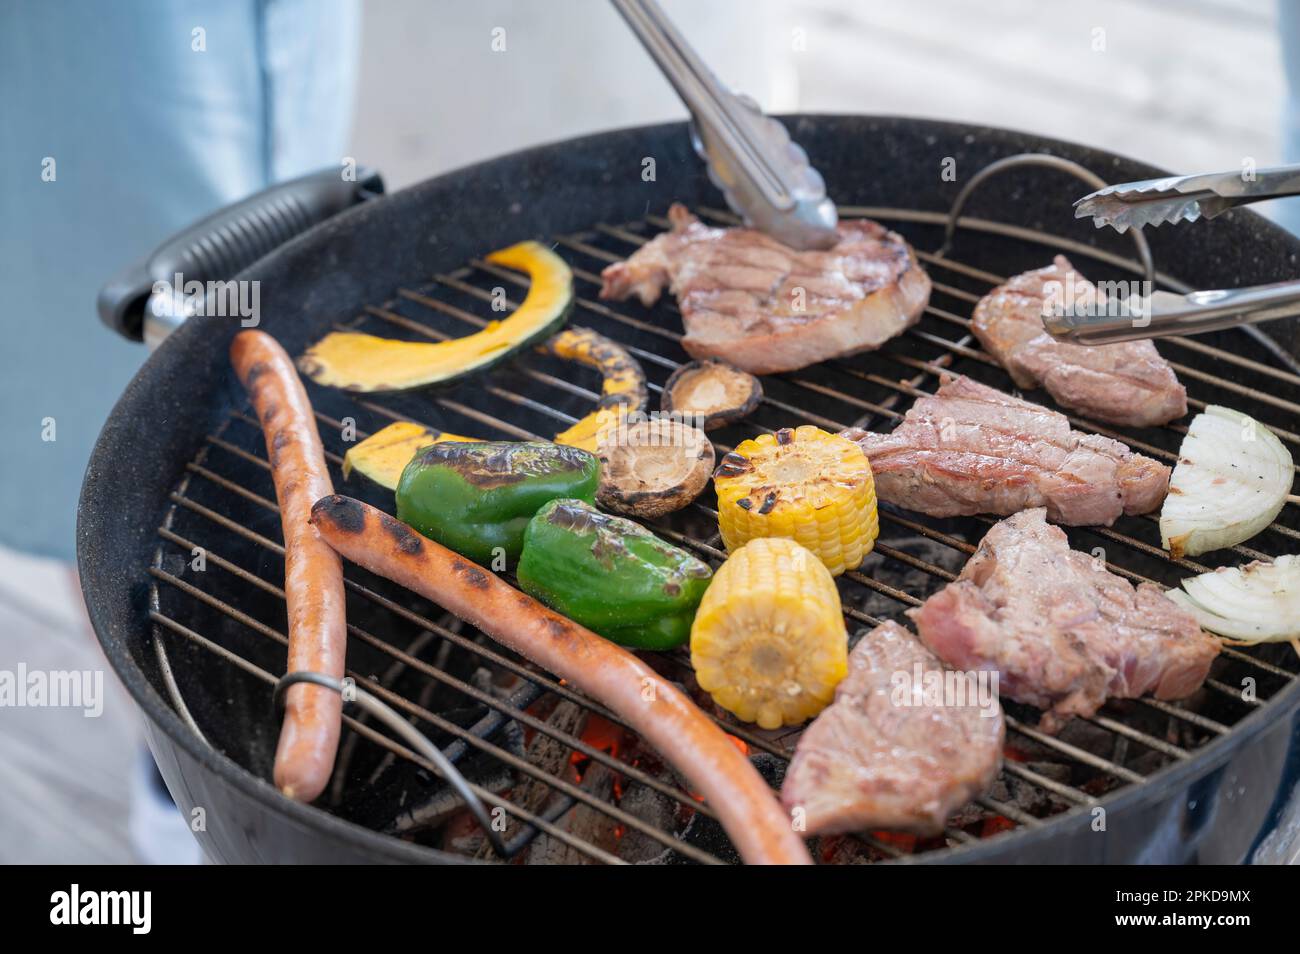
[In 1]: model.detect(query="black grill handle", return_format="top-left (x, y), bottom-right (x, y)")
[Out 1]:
top-left (97, 165), bottom-right (383, 344)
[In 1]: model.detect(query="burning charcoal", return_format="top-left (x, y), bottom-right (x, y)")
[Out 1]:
top-left (383, 764), bottom-right (514, 835)
top-left (491, 699), bottom-right (589, 846)
top-left (525, 762), bottom-right (620, 865)
top-left (815, 835), bottom-right (881, 864)
top-left (749, 752), bottom-right (788, 788)
top-left (848, 535), bottom-right (969, 619)
top-left (613, 782), bottom-right (682, 864)
top-left (1057, 718), bottom-right (1120, 757)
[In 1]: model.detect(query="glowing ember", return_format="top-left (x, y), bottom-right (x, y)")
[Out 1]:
top-left (981, 815), bottom-right (1015, 837)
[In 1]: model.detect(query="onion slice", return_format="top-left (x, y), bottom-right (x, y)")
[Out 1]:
top-left (1166, 555), bottom-right (1300, 642)
top-left (1158, 405), bottom-right (1293, 557)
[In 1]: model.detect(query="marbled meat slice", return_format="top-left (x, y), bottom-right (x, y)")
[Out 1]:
top-left (600, 204), bottom-right (930, 374)
top-left (971, 256), bottom-right (1186, 427)
top-left (908, 508), bottom-right (1220, 733)
top-left (841, 375), bottom-right (1169, 526)
top-left (781, 621), bottom-right (1004, 835)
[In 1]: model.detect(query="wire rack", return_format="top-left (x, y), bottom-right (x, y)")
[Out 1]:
top-left (142, 200), bottom-right (1300, 864)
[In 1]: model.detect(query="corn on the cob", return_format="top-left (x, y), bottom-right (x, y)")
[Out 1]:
top-left (713, 425), bottom-right (877, 576)
top-left (691, 537), bottom-right (848, 729)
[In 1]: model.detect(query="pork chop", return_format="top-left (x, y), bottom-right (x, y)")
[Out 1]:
top-left (908, 509), bottom-right (1219, 733)
top-left (971, 256), bottom-right (1187, 427)
top-left (599, 204), bottom-right (931, 374)
top-left (781, 621), bottom-right (1004, 836)
top-left (841, 375), bottom-right (1169, 525)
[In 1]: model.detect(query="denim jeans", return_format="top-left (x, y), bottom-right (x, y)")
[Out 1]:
top-left (0, 0), bottom-right (359, 559)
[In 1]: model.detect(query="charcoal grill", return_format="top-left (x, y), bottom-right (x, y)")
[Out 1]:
top-left (80, 116), bottom-right (1300, 864)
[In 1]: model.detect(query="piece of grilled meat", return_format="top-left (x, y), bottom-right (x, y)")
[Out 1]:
top-left (841, 375), bottom-right (1169, 526)
top-left (781, 621), bottom-right (1004, 836)
top-left (971, 256), bottom-right (1187, 427)
top-left (909, 509), bottom-right (1219, 733)
top-left (599, 204), bottom-right (930, 374)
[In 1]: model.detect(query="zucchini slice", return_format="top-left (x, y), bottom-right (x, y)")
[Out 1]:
top-left (540, 327), bottom-right (648, 452)
top-left (298, 241), bottom-right (573, 392)
top-left (342, 421), bottom-right (473, 490)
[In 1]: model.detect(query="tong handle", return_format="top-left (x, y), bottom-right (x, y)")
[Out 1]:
top-left (613, 0), bottom-right (789, 209)
top-left (1044, 280), bottom-right (1300, 344)
top-left (1167, 163), bottom-right (1300, 202)
top-left (611, 0), bottom-right (838, 249)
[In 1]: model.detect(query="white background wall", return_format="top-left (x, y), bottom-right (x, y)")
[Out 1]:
top-left (350, 0), bottom-right (1285, 190)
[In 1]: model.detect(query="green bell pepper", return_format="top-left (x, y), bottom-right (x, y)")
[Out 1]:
top-left (516, 498), bottom-right (713, 650)
top-left (395, 442), bottom-right (598, 565)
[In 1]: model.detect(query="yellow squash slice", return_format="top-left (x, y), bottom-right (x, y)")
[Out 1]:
top-left (541, 327), bottom-right (647, 452)
top-left (298, 241), bottom-right (573, 392)
top-left (342, 421), bottom-right (473, 490)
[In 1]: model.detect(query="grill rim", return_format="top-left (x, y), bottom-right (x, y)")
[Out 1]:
top-left (78, 115), bottom-right (1300, 864)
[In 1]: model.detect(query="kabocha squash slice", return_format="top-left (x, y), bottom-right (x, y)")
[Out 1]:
top-left (340, 327), bottom-right (652, 489)
top-left (342, 421), bottom-right (474, 490)
top-left (298, 241), bottom-right (573, 392)
top-left (541, 327), bottom-right (648, 452)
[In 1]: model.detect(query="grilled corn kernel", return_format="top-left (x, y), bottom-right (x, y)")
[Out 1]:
top-left (713, 425), bottom-right (877, 576)
top-left (691, 537), bottom-right (848, 729)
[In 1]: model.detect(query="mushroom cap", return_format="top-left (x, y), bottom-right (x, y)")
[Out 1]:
top-left (596, 418), bottom-right (715, 518)
top-left (661, 359), bottom-right (763, 430)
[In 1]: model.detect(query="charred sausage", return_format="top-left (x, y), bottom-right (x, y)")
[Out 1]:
top-left (310, 493), bottom-right (812, 865)
top-left (231, 330), bottom-right (347, 802)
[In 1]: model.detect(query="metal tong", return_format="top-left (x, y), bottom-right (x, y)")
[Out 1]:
top-left (611, 0), bottom-right (839, 250)
top-left (1051, 164), bottom-right (1300, 344)
top-left (1074, 164), bottom-right (1300, 233)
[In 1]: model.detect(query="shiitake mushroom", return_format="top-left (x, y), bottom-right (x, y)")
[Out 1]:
top-left (660, 359), bottom-right (763, 431)
top-left (596, 418), bottom-right (714, 519)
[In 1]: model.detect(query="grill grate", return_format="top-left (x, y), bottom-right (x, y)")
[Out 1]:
top-left (144, 205), bottom-right (1300, 864)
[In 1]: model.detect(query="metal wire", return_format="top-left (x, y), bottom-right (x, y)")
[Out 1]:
top-left (272, 669), bottom-right (508, 857)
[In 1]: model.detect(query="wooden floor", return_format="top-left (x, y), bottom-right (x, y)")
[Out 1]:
top-left (7, 0), bottom-right (1296, 864)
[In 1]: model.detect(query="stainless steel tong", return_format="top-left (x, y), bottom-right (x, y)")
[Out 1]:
top-left (1054, 164), bottom-right (1300, 344)
top-left (1042, 281), bottom-right (1300, 345)
top-left (1074, 164), bottom-right (1300, 233)
top-left (611, 0), bottom-right (839, 250)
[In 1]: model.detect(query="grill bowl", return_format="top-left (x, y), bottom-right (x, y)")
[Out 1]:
top-left (78, 116), bottom-right (1300, 864)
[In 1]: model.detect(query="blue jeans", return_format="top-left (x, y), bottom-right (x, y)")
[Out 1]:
top-left (0, 0), bottom-right (359, 560)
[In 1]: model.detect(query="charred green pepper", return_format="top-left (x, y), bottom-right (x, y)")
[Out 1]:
top-left (395, 442), bottom-right (599, 565)
top-left (516, 498), bottom-right (713, 650)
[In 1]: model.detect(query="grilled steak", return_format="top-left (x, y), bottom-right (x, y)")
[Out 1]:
top-left (971, 256), bottom-right (1187, 427)
top-left (781, 621), bottom-right (1004, 836)
top-left (909, 509), bottom-right (1219, 733)
top-left (599, 204), bottom-right (930, 374)
top-left (842, 375), bottom-right (1169, 526)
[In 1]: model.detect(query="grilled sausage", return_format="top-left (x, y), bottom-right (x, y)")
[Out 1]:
top-left (231, 330), bottom-right (347, 802)
top-left (310, 494), bottom-right (813, 865)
